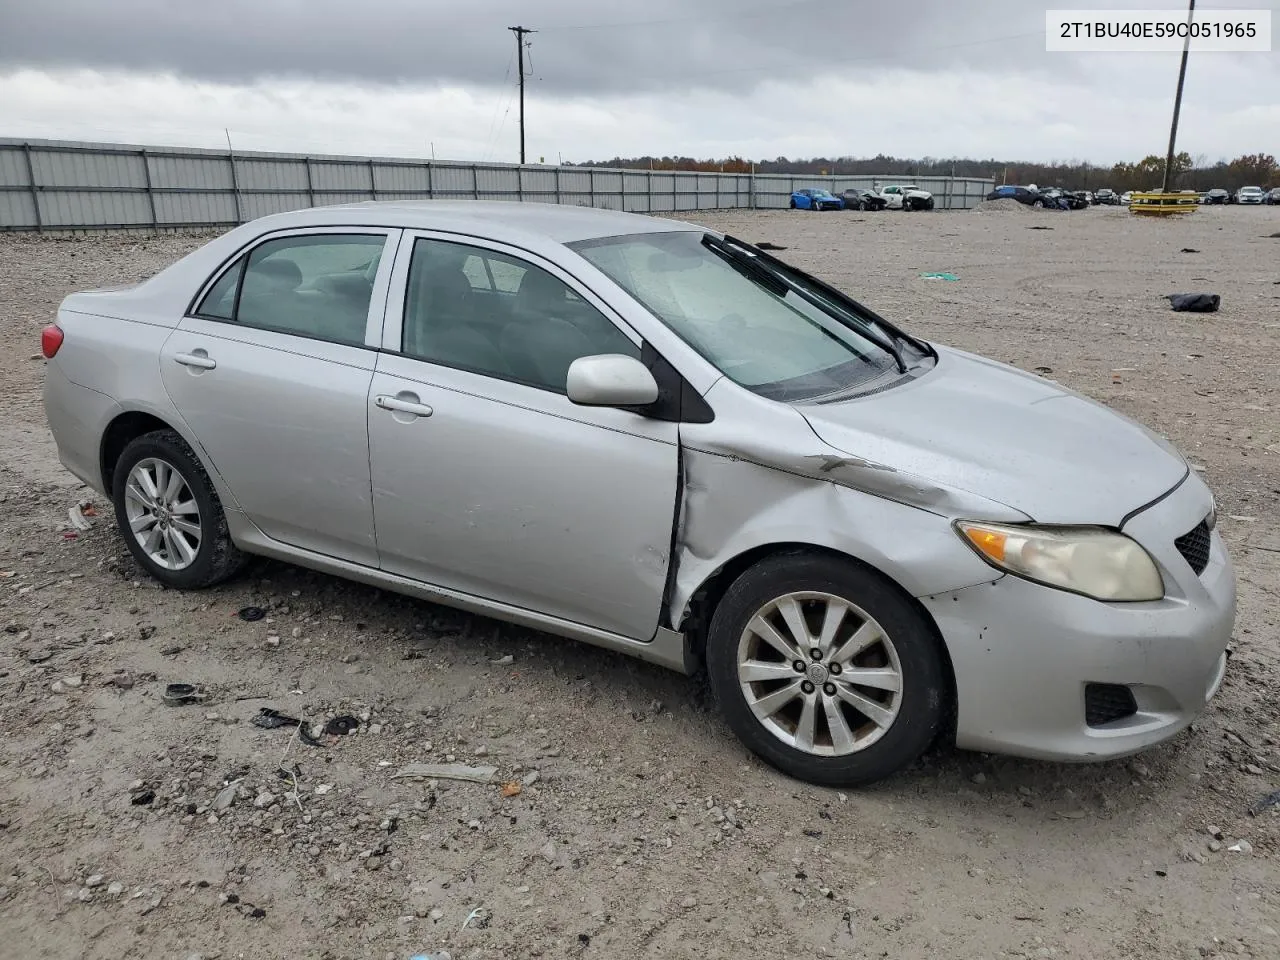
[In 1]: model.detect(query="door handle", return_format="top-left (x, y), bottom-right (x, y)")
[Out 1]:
top-left (375, 394), bottom-right (434, 418)
top-left (174, 352), bottom-right (217, 370)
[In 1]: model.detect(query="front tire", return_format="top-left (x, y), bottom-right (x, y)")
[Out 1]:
top-left (112, 429), bottom-right (248, 589)
top-left (705, 552), bottom-right (946, 787)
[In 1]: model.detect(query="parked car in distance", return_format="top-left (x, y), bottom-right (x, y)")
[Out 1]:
top-left (1119, 191), bottom-right (1134, 204)
top-left (1056, 190), bottom-right (1090, 210)
top-left (41, 201), bottom-right (1235, 788)
top-left (985, 185), bottom-right (1058, 209)
top-left (879, 184), bottom-right (935, 211)
top-left (1265, 187), bottom-right (1280, 205)
top-left (1235, 186), bottom-right (1265, 205)
top-left (840, 189), bottom-right (887, 211)
top-left (1202, 188), bottom-right (1230, 205)
top-left (1080, 191), bottom-right (1095, 205)
top-left (1093, 188), bottom-right (1120, 205)
top-left (791, 188), bottom-right (843, 211)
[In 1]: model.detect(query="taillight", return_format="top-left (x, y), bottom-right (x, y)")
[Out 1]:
top-left (41, 324), bottom-right (64, 358)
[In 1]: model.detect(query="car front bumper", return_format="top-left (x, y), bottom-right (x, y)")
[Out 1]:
top-left (922, 474), bottom-right (1235, 762)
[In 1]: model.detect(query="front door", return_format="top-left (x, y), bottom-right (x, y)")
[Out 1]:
top-left (161, 228), bottom-right (398, 566)
top-left (367, 233), bottom-right (680, 640)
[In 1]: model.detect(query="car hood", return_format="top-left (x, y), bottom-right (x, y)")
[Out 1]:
top-left (798, 346), bottom-right (1188, 526)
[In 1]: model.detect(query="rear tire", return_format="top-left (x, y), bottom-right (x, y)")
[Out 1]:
top-left (111, 429), bottom-right (248, 589)
top-left (705, 552), bottom-right (947, 787)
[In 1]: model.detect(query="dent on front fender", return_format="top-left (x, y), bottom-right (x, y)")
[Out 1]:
top-left (667, 444), bottom-right (1008, 629)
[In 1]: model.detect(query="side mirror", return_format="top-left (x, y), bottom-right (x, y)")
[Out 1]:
top-left (566, 354), bottom-right (659, 407)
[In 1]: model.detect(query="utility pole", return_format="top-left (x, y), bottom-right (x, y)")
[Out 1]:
top-left (509, 25), bottom-right (535, 165)
top-left (1161, 0), bottom-right (1195, 193)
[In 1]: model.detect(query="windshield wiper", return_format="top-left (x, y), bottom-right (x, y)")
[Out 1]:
top-left (703, 233), bottom-right (906, 373)
top-left (722, 234), bottom-right (935, 364)
top-left (701, 233), bottom-right (789, 297)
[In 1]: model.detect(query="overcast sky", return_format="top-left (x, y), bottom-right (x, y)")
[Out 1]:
top-left (0, 0), bottom-right (1275, 165)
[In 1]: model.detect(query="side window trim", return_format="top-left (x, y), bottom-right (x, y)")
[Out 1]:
top-left (183, 227), bottom-right (401, 350)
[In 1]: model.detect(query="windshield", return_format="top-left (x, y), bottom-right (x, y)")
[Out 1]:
top-left (812, 190), bottom-right (834, 198)
top-left (570, 231), bottom-right (916, 401)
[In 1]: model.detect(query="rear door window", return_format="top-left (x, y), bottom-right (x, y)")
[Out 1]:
top-left (193, 233), bottom-right (386, 346)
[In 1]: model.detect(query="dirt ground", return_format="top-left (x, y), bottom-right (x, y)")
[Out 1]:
top-left (2, 204), bottom-right (1279, 960)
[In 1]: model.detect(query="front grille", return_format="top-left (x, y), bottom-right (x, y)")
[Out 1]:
top-left (1085, 683), bottom-right (1138, 727)
top-left (1174, 519), bottom-right (1211, 576)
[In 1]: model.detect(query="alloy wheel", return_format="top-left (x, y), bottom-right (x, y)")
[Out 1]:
top-left (736, 591), bottom-right (903, 757)
top-left (123, 457), bottom-right (203, 570)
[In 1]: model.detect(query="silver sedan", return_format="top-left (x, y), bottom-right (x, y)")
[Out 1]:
top-left (41, 201), bottom-right (1235, 785)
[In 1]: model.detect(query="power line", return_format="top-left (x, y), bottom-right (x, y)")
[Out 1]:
top-left (481, 45), bottom-right (516, 161)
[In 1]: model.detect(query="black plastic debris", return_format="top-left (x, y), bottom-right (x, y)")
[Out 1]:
top-left (238, 606), bottom-right (266, 622)
top-left (1167, 293), bottom-right (1220, 312)
top-left (298, 725), bottom-right (324, 747)
top-left (162, 682), bottom-right (205, 706)
top-left (1249, 789), bottom-right (1280, 816)
top-left (251, 708), bottom-right (300, 730)
top-left (1180, 247), bottom-right (1200, 253)
top-left (1028, 226), bottom-right (1053, 230)
top-left (130, 788), bottom-right (156, 805)
top-left (324, 715), bottom-right (360, 736)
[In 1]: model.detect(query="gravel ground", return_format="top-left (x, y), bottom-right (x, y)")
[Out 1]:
top-left (1, 205), bottom-right (1279, 960)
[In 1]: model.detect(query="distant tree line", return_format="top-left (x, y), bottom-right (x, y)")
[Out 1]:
top-left (569, 152), bottom-right (1279, 191)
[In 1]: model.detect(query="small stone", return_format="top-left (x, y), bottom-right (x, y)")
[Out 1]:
top-left (253, 792), bottom-right (276, 809)
top-left (1018, 786), bottom-right (1033, 797)
top-left (1208, 840), bottom-right (1223, 853)
top-left (429, 907), bottom-right (445, 921)
top-left (86, 874), bottom-right (104, 888)
top-left (77, 887), bottom-right (92, 902)
top-left (970, 772), bottom-right (987, 784)
top-left (680, 895), bottom-right (697, 909)
top-left (51, 681), bottom-right (66, 695)
top-left (27, 648), bottom-right (52, 664)
top-left (213, 784), bottom-right (238, 811)
top-left (474, 745), bottom-right (488, 757)
top-left (540, 841), bottom-right (557, 863)
top-left (368, 724), bottom-right (382, 735)
top-left (265, 636), bottom-right (280, 648)
top-left (1208, 825), bottom-right (1224, 839)
top-left (522, 770), bottom-right (541, 787)
top-left (1183, 849), bottom-right (1208, 865)
top-left (1244, 764), bottom-right (1265, 776)
top-left (388, 858), bottom-right (403, 872)
top-left (339, 653), bottom-right (359, 664)
top-left (1227, 839), bottom-right (1253, 855)
top-left (107, 882), bottom-right (125, 895)
top-left (343, 665), bottom-right (362, 675)
top-left (62, 674), bottom-right (83, 689)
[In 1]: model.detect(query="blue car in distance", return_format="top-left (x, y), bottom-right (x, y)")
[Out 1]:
top-left (790, 188), bottom-right (843, 211)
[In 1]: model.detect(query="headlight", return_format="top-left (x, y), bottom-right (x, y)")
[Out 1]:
top-left (956, 522), bottom-right (1164, 602)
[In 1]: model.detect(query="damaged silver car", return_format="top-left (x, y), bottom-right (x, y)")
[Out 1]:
top-left (42, 202), bottom-right (1235, 786)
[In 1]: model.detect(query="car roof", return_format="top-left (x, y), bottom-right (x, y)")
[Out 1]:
top-left (236, 200), bottom-right (703, 244)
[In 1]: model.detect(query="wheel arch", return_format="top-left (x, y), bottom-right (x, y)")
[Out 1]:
top-left (676, 541), bottom-right (957, 738)
top-left (99, 407), bottom-right (240, 512)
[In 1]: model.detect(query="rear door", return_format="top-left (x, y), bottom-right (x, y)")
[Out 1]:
top-left (161, 228), bottom-right (399, 566)
top-left (366, 232), bottom-right (680, 640)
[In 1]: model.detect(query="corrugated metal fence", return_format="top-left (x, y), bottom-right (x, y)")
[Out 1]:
top-left (0, 138), bottom-right (995, 231)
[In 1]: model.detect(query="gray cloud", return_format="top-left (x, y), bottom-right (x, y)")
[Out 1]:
top-left (0, 0), bottom-right (1084, 94)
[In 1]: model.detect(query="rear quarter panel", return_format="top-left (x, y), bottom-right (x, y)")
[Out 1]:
top-left (49, 307), bottom-right (242, 511)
